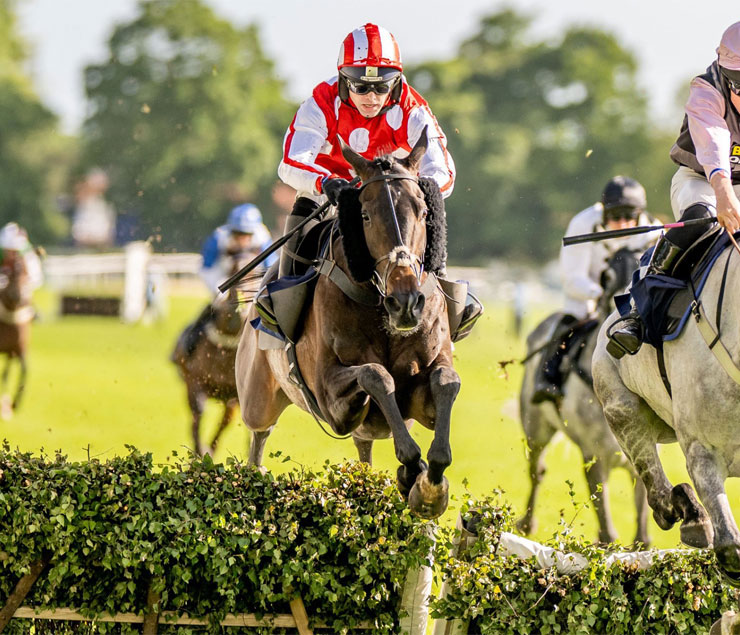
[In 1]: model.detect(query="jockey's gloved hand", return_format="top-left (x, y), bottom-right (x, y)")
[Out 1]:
top-left (322, 177), bottom-right (352, 206)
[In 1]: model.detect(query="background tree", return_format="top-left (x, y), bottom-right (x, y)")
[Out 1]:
top-left (0, 0), bottom-right (72, 243)
top-left (407, 10), bottom-right (676, 264)
top-left (81, 0), bottom-right (294, 250)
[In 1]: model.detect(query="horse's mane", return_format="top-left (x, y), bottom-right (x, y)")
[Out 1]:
top-left (336, 157), bottom-right (447, 283)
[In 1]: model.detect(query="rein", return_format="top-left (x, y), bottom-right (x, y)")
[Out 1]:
top-left (358, 172), bottom-right (427, 297)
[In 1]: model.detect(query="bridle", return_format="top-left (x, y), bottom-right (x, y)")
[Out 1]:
top-left (358, 171), bottom-right (427, 297)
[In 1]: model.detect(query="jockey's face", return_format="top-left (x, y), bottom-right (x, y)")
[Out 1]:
top-left (605, 207), bottom-right (640, 231)
top-left (348, 89), bottom-right (390, 119)
top-left (229, 231), bottom-right (254, 252)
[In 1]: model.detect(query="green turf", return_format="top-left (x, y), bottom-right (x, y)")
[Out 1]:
top-left (5, 286), bottom-right (736, 549)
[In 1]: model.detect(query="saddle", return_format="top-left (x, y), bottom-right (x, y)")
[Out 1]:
top-left (616, 228), bottom-right (728, 348)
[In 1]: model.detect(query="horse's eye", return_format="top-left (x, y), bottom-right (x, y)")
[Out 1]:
top-left (361, 211), bottom-right (370, 223)
top-left (420, 208), bottom-right (428, 219)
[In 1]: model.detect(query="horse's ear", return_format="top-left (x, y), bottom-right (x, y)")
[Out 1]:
top-left (401, 126), bottom-right (429, 175)
top-left (339, 136), bottom-right (373, 179)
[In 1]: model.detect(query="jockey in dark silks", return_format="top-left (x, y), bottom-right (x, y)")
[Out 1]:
top-left (607, 21), bottom-right (740, 358)
top-left (532, 177), bottom-right (659, 404)
top-left (265, 23), bottom-right (482, 342)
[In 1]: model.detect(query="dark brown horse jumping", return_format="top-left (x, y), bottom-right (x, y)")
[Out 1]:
top-left (171, 263), bottom-right (256, 456)
top-left (236, 129), bottom-right (459, 519)
top-left (0, 249), bottom-right (34, 419)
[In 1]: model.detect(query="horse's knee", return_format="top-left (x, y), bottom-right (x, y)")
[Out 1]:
top-left (357, 363), bottom-right (394, 395)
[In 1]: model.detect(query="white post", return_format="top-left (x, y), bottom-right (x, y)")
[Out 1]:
top-left (399, 523), bottom-right (435, 635)
top-left (122, 241), bottom-right (151, 322)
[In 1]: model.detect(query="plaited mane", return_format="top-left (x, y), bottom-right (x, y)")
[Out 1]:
top-left (336, 163), bottom-right (448, 283)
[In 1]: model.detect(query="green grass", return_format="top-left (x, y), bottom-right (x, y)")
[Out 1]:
top-left (6, 286), bottom-right (737, 549)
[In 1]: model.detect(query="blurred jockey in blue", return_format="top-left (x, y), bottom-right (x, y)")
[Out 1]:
top-left (183, 204), bottom-right (275, 356)
top-left (199, 203), bottom-right (275, 294)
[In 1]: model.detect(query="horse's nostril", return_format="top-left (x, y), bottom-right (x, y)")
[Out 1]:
top-left (384, 296), bottom-right (401, 314)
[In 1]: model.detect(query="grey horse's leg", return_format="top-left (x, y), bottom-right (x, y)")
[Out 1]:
top-left (583, 455), bottom-right (618, 544)
top-left (352, 437), bottom-right (373, 465)
top-left (684, 440), bottom-right (740, 570)
top-left (248, 428), bottom-right (274, 466)
top-left (12, 356), bottom-right (26, 409)
top-left (516, 412), bottom-right (556, 535)
top-left (602, 395), bottom-right (683, 532)
top-left (187, 388), bottom-right (206, 457)
top-left (632, 476), bottom-right (650, 546)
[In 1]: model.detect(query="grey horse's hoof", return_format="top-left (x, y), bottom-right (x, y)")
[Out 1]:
top-left (408, 472), bottom-right (449, 519)
top-left (680, 519), bottom-right (714, 549)
top-left (716, 544), bottom-right (740, 584)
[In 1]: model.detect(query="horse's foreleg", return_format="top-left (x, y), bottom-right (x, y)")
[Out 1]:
top-left (425, 365), bottom-right (460, 484)
top-left (187, 387), bottom-right (206, 456)
top-left (249, 429), bottom-right (273, 467)
top-left (583, 455), bottom-right (617, 544)
top-left (352, 437), bottom-right (373, 464)
top-left (12, 355), bottom-right (26, 410)
top-left (602, 397), bottom-right (681, 532)
top-left (684, 440), bottom-right (738, 569)
top-left (516, 407), bottom-right (557, 536)
top-left (633, 476), bottom-right (650, 546)
top-left (209, 399), bottom-right (237, 455)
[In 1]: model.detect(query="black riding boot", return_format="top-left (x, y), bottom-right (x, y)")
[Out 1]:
top-left (532, 335), bottom-right (568, 404)
top-left (606, 234), bottom-right (684, 359)
top-left (183, 304), bottom-right (213, 356)
top-left (452, 291), bottom-right (484, 342)
top-left (278, 197), bottom-right (320, 278)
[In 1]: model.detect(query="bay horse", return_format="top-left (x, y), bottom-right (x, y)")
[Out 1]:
top-left (235, 129), bottom-right (458, 519)
top-left (593, 237), bottom-right (740, 582)
top-left (171, 261), bottom-right (257, 456)
top-left (519, 248), bottom-right (649, 544)
top-left (0, 249), bottom-right (34, 419)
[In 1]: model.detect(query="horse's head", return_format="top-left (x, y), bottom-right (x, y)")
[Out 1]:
top-left (597, 246), bottom-right (640, 316)
top-left (337, 127), bottom-right (446, 333)
top-left (0, 250), bottom-right (30, 311)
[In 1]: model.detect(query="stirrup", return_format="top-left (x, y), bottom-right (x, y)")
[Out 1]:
top-left (254, 289), bottom-right (278, 327)
top-left (605, 315), bottom-right (643, 359)
top-left (452, 292), bottom-right (484, 343)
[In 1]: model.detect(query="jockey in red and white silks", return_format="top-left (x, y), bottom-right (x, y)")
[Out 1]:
top-left (278, 23), bottom-right (455, 204)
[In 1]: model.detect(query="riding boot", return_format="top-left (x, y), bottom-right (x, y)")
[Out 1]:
top-left (183, 304), bottom-right (213, 356)
top-left (606, 234), bottom-right (684, 359)
top-left (278, 197), bottom-right (321, 279)
top-left (532, 337), bottom-right (567, 404)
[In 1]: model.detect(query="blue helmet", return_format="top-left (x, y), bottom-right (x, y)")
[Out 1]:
top-left (226, 204), bottom-right (263, 234)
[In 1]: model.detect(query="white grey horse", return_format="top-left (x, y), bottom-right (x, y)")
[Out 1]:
top-left (593, 243), bottom-right (740, 581)
top-left (519, 248), bottom-right (649, 545)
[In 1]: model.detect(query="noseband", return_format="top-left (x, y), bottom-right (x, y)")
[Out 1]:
top-left (358, 172), bottom-right (425, 297)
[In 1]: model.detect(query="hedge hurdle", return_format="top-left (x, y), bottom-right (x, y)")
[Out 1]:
top-left (0, 447), bottom-right (435, 634)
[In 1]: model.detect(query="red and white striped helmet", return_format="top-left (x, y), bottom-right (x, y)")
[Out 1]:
top-left (337, 24), bottom-right (402, 72)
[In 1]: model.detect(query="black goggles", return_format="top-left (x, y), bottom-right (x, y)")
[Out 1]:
top-left (728, 78), bottom-right (740, 95)
top-left (346, 78), bottom-right (396, 95)
top-left (605, 207), bottom-right (639, 222)
top-left (720, 66), bottom-right (740, 95)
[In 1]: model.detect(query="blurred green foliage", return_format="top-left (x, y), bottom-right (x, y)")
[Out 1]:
top-left (407, 9), bottom-right (677, 263)
top-left (80, 0), bottom-right (294, 250)
top-left (0, 0), bottom-right (74, 243)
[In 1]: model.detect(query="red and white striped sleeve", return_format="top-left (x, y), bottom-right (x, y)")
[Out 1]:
top-left (277, 84), bottom-right (337, 195)
top-left (405, 101), bottom-right (456, 198)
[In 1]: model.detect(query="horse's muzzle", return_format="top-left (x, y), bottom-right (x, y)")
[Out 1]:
top-left (384, 290), bottom-right (425, 331)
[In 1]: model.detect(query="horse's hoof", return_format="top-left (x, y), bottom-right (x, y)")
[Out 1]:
top-left (397, 460), bottom-right (427, 499)
top-left (718, 566), bottom-right (740, 589)
top-left (515, 516), bottom-right (535, 536)
top-left (716, 544), bottom-right (740, 578)
top-left (680, 519), bottom-right (714, 549)
top-left (408, 472), bottom-right (448, 520)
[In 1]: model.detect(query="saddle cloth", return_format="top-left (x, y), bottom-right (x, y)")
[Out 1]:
top-left (615, 232), bottom-right (734, 349)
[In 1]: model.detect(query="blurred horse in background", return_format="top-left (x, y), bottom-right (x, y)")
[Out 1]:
top-left (171, 260), bottom-right (259, 456)
top-left (519, 247), bottom-right (649, 544)
top-left (0, 249), bottom-right (35, 419)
